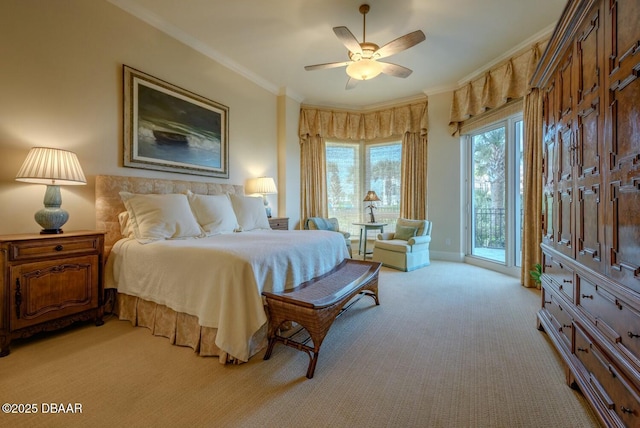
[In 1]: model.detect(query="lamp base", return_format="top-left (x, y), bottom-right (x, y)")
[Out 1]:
top-left (34, 185), bottom-right (69, 234)
top-left (367, 205), bottom-right (376, 223)
top-left (40, 228), bottom-right (64, 235)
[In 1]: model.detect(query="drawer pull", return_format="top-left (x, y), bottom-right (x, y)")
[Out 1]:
top-left (54, 245), bottom-right (64, 251)
top-left (576, 347), bottom-right (588, 353)
top-left (563, 324), bottom-right (571, 329)
top-left (581, 294), bottom-right (593, 299)
top-left (544, 264), bottom-right (552, 268)
top-left (544, 300), bottom-right (552, 305)
top-left (563, 279), bottom-right (572, 284)
top-left (620, 406), bottom-right (633, 414)
top-left (628, 331), bottom-right (640, 339)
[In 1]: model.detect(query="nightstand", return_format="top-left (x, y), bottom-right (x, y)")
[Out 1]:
top-left (268, 217), bottom-right (289, 230)
top-left (0, 231), bottom-right (105, 356)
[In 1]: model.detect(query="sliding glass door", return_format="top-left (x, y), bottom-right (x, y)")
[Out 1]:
top-left (467, 115), bottom-right (523, 267)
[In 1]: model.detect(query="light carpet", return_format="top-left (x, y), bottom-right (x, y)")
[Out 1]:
top-left (0, 261), bottom-right (601, 427)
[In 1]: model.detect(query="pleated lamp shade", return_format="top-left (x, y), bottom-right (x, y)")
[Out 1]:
top-left (15, 147), bottom-right (86, 185)
top-left (252, 177), bottom-right (277, 195)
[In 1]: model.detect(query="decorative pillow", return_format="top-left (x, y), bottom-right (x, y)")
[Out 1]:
top-left (119, 192), bottom-right (204, 243)
top-left (229, 194), bottom-right (271, 231)
top-left (394, 225), bottom-right (418, 241)
top-left (397, 218), bottom-right (427, 236)
top-left (186, 191), bottom-right (239, 235)
top-left (307, 217), bottom-right (338, 231)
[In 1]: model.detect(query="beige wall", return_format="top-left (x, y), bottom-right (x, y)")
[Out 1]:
top-left (277, 94), bottom-right (303, 229)
top-left (426, 92), bottom-right (464, 261)
top-left (0, 0), bottom-right (287, 235)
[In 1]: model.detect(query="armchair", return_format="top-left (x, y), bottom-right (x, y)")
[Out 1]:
top-left (304, 217), bottom-right (353, 257)
top-left (372, 218), bottom-right (432, 271)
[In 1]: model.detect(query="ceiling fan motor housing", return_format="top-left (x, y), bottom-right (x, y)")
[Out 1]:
top-left (349, 42), bottom-right (380, 61)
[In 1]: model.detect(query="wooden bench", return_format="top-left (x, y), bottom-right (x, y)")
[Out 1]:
top-left (262, 259), bottom-right (381, 378)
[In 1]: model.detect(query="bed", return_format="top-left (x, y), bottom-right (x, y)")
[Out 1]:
top-left (96, 175), bottom-right (349, 363)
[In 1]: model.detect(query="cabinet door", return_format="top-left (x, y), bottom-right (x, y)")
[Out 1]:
top-left (604, 0), bottom-right (640, 294)
top-left (542, 82), bottom-right (557, 247)
top-left (9, 255), bottom-right (98, 330)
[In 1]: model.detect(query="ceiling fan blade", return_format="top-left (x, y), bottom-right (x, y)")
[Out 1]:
top-left (379, 62), bottom-right (413, 78)
top-left (333, 26), bottom-right (362, 55)
top-left (375, 30), bottom-right (426, 59)
top-left (345, 77), bottom-right (358, 90)
top-left (304, 61), bottom-right (352, 71)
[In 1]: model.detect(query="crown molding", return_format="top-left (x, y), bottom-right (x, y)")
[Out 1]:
top-left (107, 0), bottom-right (279, 95)
top-left (457, 23), bottom-right (555, 86)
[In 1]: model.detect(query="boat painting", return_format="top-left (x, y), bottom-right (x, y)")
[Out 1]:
top-left (152, 130), bottom-right (189, 145)
top-left (124, 65), bottom-right (229, 178)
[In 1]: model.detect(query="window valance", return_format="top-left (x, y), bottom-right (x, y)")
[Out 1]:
top-left (299, 100), bottom-right (428, 142)
top-left (448, 42), bottom-right (545, 136)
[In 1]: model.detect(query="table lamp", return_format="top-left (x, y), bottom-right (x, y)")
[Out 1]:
top-left (363, 190), bottom-right (380, 223)
top-left (15, 147), bottom-right (87, 234)
top-left (251, 176), bottom-right (277, 218)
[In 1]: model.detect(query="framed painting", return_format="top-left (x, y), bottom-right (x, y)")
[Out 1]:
top-left (123, 65), bottom-right (229, 178)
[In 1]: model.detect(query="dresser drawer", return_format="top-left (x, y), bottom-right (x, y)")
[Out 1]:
top-left (542, 251), bottom-right (574, 302)
top-left (577, 275), bottom-right (640, 365)
top-left (574, 325), bottom-right (640, 426)
top-left (7, 235), bottom-right (101, 261)
top-left (268, 217), bottom-right (289, 230)
top-left (542, 284), bottom-right (573, 348)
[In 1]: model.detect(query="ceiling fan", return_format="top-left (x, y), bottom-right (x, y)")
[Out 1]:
top-left (304, 4), bottom-right (426, 90)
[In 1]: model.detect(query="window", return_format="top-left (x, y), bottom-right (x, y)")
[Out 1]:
top-left (466, 114), bottom-right (523, 268)
top-left (326, 140), bottom-right (401, 236)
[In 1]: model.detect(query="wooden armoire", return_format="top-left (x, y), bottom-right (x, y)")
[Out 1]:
top-left (530, 0), bottom-right (639, 426)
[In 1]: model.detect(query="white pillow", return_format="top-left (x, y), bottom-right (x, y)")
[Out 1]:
top-left (119, 192), bottom-right (204, 243)
top-left (229, 194), bottom-right (271, 231)
top-left (117, 211), bottom-right (133, 238)
top-left (186, 191), bottom-right (239, 235)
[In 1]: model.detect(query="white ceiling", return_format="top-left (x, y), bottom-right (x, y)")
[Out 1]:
top-left (109, 0), bottom-right (567, 109)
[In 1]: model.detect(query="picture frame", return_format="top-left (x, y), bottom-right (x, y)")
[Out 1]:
top-left (123, 65), bottom-right (229, 178)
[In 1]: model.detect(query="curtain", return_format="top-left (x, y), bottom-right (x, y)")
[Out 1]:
top-left (299, 100), bottom-right (429, 223)
top-left (299, 135), bottom-right (327, 222)
top-left (400, 131), bottom-right (428, 219)
top-left (521, 89), bottom-right (543, 288)
top-left (449, 43), bottom-right (544, 136)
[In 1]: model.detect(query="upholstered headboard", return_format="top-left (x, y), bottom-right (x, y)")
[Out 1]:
top-left (95, 175), bottom-right (244, 254)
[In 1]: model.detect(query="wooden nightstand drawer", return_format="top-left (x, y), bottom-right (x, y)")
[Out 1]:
top-left (7, 235), bottom-right (101, 261)
top-left (269, 217), bottom-right (289, 230)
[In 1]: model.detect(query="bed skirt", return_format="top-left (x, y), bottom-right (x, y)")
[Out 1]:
top-left (115, 293), bottom-right (267, 364)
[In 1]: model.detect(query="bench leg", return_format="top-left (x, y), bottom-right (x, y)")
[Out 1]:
top-left (306, 351), bottom-right (319, 379)
top-left (263, 337), bottom-right (277, 361)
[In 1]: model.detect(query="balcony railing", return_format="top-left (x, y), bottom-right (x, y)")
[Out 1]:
top-left (474, 208), bottom-right (505, 249)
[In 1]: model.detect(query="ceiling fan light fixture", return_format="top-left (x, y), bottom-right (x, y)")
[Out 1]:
top-left (346, 58), bottom-right (382, 81)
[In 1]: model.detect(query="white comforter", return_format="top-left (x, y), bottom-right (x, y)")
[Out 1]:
top-left (105, 230), bottom-right (349, 361)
